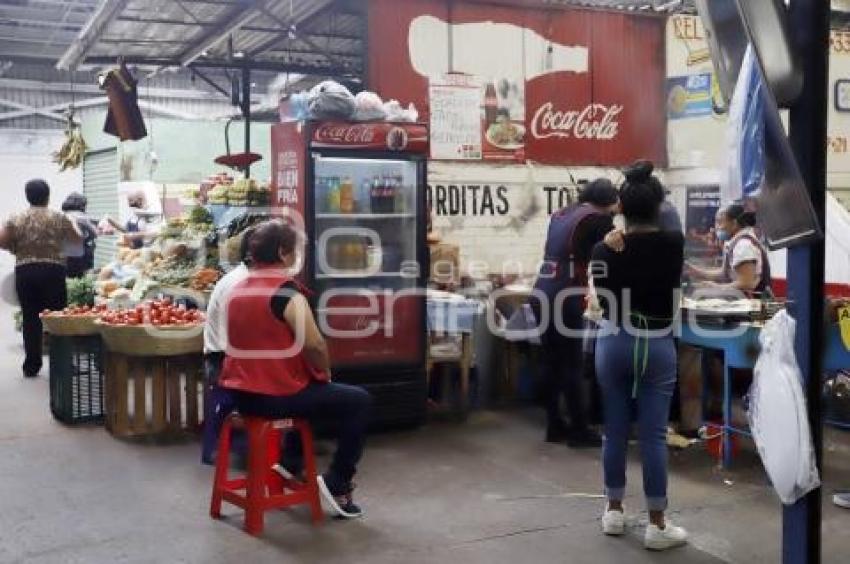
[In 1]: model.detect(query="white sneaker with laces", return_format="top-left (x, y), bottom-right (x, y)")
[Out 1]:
top-left (601, 508), bottom-right (625, 536)
top-left (644, 521), bottom-right (688, 551)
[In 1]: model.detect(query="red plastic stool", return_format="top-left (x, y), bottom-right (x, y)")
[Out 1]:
top-left (210, 414), bottom-right (323, 535)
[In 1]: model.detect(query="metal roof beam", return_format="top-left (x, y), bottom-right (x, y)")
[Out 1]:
top-left (247, 0), bottom-right (337, 58)
top-left (179, 0), bottom-right (271, 67)
top-left (0, 77), bottom-right (225, 101)
top-left (56, 0), bottom-right (129, 70)
top-left (0, 96), bottom-right (106, 123)
top-left (84, 55), bottom-right (358, 76)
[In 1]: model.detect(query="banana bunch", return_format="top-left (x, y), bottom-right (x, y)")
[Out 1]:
top-left (53, 126), bottom-right (88, 171)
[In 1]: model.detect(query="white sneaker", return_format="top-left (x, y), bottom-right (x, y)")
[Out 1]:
top-left (833, 493), bottom-right (850, 509)
top-left (601, 508), bottom-right (625, 536)
top-left (644, 522), bottom-right (688, 551)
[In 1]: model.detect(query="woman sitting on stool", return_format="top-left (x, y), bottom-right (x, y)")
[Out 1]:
top-left (218, 219), bottom-right (371, 519)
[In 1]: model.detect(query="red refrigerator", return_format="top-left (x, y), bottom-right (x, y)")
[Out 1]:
top-left (271, 121), bottom-right (429, 427)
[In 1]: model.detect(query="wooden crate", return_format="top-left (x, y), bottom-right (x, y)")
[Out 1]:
top-left (103, 351), bottom-right (204, 439)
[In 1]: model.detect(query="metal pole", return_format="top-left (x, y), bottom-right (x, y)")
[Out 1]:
top-left (241, 65), bottom-right (251, 179)
top-left (784, 0), bottom-right (828, 562)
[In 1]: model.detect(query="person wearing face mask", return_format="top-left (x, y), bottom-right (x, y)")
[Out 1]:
top-left (531, 178), bottom-right (619, 447)
top-left (685, 204), bottom-right (772, 298)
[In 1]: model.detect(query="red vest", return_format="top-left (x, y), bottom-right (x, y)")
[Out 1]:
top-left (219, 268), bottom-right (327, 396)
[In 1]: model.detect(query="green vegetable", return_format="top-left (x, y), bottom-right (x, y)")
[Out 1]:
top-left (66, 275), bottom-right (96, 306)
top-left (188, 206), bottom-right (214, 226)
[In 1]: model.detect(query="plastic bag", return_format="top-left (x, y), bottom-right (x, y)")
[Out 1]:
top-left (748, 310), bottom-right (820, 505)
top-left (288, 91), bottom-right (312, 121)
top-left (383, 100), bottom-right (419, 123)
top-left (352, 91), bottom-right (387, 121)
top-left (722, 45), bottom-right (765, 204)
top-left (307, 80), bottom-right (356, 120)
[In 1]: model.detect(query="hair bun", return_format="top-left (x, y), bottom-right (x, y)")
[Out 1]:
top-left (624, 160), bottom-right (654, 183)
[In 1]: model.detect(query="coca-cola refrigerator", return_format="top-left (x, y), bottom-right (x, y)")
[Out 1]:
top-left (271, 121), bottom-right (428, 427)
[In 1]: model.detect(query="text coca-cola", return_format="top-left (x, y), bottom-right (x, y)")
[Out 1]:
top-left (530, 102), bottom-right (623, 140)
top-left (314, 124), bottom-right (377, 144)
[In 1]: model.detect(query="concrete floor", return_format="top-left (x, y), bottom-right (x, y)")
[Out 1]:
top-left (0, 315), bottom-right (849, 563)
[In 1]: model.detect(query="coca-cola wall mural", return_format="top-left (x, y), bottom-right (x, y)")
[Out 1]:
top-left (367, 0), bottom-right (667, 167)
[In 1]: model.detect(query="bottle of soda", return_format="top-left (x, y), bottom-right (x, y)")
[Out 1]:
top-left (381, 174), bottom-right (393, 213)
top-left (371, 175), bottom-right (381, 214)
top-left (484, 82), bottom-right (498, 126)
top-left (339, 176), bottom-right (354, 214)
top-left (327, 176), bottom-right (341, 213)
top-left (359, 178), bottom-right (372, 214)
top-left (316, 176), bottom-right (327, 211)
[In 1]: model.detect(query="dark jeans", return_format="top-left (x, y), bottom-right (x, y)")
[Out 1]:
top-left (231, 382), bottom-right (372, 495)
top-left (201, 354), bottom-right (237, 465)
top-left (15, 263), bottom-right (67, 375)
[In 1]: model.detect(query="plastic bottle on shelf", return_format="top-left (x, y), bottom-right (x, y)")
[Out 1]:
top-left (316, 176), bottom-right (327, 211)
top-left (360, 178), bottom-right (372, 214)
top-left (370, 174), bottom-right (381, 213)
top-left (327, 176), bottom-right (341, 213)
top-left (381, 174), bottom-right (392, 214)
top-left (339, 176), bottom-right (354, 214)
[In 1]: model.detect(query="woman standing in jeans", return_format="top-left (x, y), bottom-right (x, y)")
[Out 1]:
top-left (589, 162), bottom-right (686, 550)
top-left (0, 180), bottom-right (82, 377)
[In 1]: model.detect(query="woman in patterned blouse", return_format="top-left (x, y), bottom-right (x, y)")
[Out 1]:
top-left (0, 180), bottom-right (82, 377)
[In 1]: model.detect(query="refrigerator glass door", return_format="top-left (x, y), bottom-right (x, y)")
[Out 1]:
top-left (312, 155), bottom-right (422, 367)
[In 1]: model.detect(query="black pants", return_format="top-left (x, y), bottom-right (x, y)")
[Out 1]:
top-left (15, 263), bottom-right (67, 375)
top-left (541, 330), bottom-right (588, 432)
top-left (231, 382), bottom-right (372, 496)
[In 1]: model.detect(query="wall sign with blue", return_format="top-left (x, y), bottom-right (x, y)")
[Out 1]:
top-left (666, 73), bottom-right (714, 119)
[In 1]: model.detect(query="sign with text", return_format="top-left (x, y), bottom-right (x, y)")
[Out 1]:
top-left (368, 0), bottom-right (666, 166)
top-left (429, 74), bottom-right (482, 160)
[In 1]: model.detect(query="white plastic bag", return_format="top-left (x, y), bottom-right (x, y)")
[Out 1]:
top-left (0, 272), bottom-right (18, 306)
top-left (748, 310), bottom-right (820, 505)
top-left (307, 80), bottom-right (356, 120)
top-left (383, 100), bottom-right (419, 123)
top-left (352, 91), bottom-right (387, 121)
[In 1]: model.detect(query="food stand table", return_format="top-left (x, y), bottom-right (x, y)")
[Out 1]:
top-left (426, 291), bottom-right (482, 418)
top-left (680, 312), bottom-right (850, 468)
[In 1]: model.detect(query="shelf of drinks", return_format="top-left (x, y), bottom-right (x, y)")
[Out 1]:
top-left (315, 213), bottom-right (416, 219)
top-left (315, 271), bottom-right (413, 280)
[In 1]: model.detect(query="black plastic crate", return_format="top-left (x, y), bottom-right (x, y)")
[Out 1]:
top-left (48, 335), bottom-right (104, 424)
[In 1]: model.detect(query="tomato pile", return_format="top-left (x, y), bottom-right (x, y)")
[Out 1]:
top-left (98, 299), bottom-right (205, 327)
top-left (41, 304), bottom-right (108, 317)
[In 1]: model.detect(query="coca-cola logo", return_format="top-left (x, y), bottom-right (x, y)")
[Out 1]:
top-left (530, 102), bottom-right (623, 141)
top-left (314, 124), bottom-right (377, 144)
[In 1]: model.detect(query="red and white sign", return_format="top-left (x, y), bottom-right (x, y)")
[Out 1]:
top-left (367, 0), bottom-right (666, 166)
top-left (310, 122), bottom-right (429, 153)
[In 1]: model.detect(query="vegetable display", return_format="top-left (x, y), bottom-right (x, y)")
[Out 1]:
top-left (67, 275), bottom-right (96, 307)
top-left (97, 299), bottom-right (205, 327)
top-left (41, 304), bottom-right (109, 318)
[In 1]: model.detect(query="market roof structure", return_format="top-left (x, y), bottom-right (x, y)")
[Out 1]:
top-left (1, 0), bottom-right (366, 79)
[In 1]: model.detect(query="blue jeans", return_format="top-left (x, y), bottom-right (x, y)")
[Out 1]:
top-left (595, 328), bottom-right (676, 511)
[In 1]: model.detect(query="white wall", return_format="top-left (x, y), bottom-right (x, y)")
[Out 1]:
top-left (428, 162), bottom-right (622, 278)
top-left (0, 130), bottom-right (83, 276)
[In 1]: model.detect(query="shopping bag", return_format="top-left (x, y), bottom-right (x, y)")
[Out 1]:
top-left (748, 310), bottom-right (820, 505)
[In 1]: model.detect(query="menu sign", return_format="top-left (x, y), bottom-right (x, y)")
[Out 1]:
top-left (429, 74), bottom-right (482, 160)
